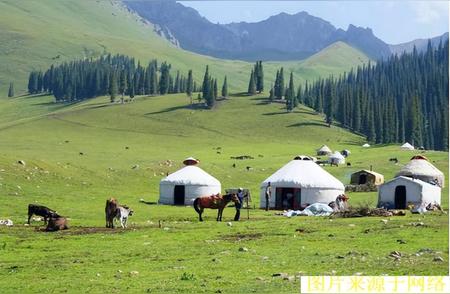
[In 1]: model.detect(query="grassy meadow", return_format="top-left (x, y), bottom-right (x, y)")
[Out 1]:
top-left (0, 92), bottom-right (448, 293)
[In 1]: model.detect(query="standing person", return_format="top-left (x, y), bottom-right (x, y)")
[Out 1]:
top-left (234, 188), bottom-right (245, 221)
top-left (265, 182), bottom-right (272, 211)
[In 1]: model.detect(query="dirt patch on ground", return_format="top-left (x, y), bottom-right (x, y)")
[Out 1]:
top-left (36, 226), bottom-right (150, 235)
top-left (221, 232), bottom-right (263, 242)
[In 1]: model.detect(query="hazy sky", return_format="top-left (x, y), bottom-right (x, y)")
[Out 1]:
top-left (179, 1), bottom-right (449, 44)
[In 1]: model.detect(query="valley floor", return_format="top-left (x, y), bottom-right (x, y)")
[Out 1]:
top-left (0, 93), bottom-right (448, 293)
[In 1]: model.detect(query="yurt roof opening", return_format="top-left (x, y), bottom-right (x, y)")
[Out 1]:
top-left (159, 157), bottom-right (221, 205)
top-left (260, 156), bottom-right (344, 210)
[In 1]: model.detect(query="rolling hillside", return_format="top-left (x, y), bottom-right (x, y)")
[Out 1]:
top-left (0, 92), bottom-right (448, 293)
top-left (0, 0), bottom-right (370, 96)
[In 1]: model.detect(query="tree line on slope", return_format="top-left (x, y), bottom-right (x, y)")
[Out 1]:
top-left (262, 40), bottom-right (448, 151)
top-left (26, 54), bottom-right (227, 106)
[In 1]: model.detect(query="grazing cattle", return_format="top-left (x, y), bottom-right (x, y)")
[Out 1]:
top-left (232, 163), bottom-right (236, 168)
top-left (105, 198), bottom-right (118, 228)
top-left (346, 162), bottom-right (352, 167)
top-left (115, 206), bottom-right (134, 228)
top-left (46, 217), bottom-right (68, 231)
top-left (389, 158), bottom-right (398, 163)
top-left (246, 166), bottom-right (253, 171)
top-left (28, 204), bottom-right (60, 225)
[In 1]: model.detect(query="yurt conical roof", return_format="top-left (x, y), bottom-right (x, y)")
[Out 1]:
top-left (396, 159), bottom-right (444, 186)
top-left (329, 151), bottom-right (345, 159)
top-left (160, 165), bottom-right (220, 186)
top-left (401, 142), bottom-right (414, 150)
top-left (317, 145), bottom-right (332, 152)
top-left (261, 160), bottom-right (344, 189)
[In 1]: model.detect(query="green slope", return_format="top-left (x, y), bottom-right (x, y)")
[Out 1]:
top-left (0, 0), bottom-right (370, 96)
top-left (0, 94), bottom-right (447, 292)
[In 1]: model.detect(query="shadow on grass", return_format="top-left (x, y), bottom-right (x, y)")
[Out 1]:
top-left (145, 103), bottom-right (207, 115)
top-left (287, 121), bottom-right (328, 128)
top-left (263, 109), bottom-right (317, 116)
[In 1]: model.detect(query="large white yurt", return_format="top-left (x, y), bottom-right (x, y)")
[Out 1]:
top-left (159, 158), bottom-right (221, 205)
top-left (260, 157), bottom-right (345, 210)
top-left (378, 176), bottom-right (441, 209)
top-left (396, 156), bottom-right (445, 187)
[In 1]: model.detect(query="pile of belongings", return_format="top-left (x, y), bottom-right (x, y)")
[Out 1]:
top-left (0, 219), bottom-right (13, 226)
top-left (282, 203), bottom-right (334, 217)
top-left (411, 202), bottom-right (446, 214)
top-left (331, 207), bottom-right (405, 218)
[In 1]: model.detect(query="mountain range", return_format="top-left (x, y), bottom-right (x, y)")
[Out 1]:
top-left (125, 0), bottom-right (448, 61)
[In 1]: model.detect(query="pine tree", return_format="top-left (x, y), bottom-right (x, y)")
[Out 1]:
top-left (8, 82), bottom-right (14, 97)
top-left (276, 67), bottom-right (285, 99)
top-left (186, 69), bottom-right (193, 104)
top-left (119, 70), bottom-right (127, 102)
top-left (254, 61), bottom-right (264, 93)
top-left (109, 70), bottom-right (118, 103)
top-left (248, 69), bottom-right (256, 95)
top-left (202, 65), bottom-right (210, 99)
top-left (324, 81), bottom-right (334, 126)
top-left (285, 72), bottom-right (295, 112)
top-left (221, 76), bottom-right (228, 98)
top-left (213, 78), bottom-right (218, 100)
top-left (269, 84), bottom-right (274, 101)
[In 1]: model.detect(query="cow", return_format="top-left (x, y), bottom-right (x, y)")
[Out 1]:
top-left (115, 205), bottom-right (134, 228)
top-left (46, 217), bottom-right (69, 231)
top-left (105, 198), bottom-right (119, 228)
top-left (27, 204), bottom-right (60, 225)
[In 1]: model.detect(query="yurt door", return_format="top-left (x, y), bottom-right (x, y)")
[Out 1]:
top-left (358, 174), bottom-right (367, 185)
top-left (174, 185), bottom-right (185, 205)
top-left (394, 186), bottom-right (407, 209)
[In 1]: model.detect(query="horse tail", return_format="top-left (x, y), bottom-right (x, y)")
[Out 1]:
top-left (193, 198), bottom-right (201, 214)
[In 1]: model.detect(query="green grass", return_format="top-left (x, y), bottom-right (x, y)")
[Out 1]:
top-left (0, 1), bottom-right (446, 292)
top-left (0, 92), bottom-right (448, 293)
top-left (0, 0), bottom-right (370, 96)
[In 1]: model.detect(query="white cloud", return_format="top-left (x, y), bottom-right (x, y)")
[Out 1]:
top-left (410, 1), bottom-right (449, 24)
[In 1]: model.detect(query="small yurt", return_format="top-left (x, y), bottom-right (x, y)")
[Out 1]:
top-left (329, 151), bottom-right (345, 165)
top-left (317, 145), bottom-right (332, 156)
top-left (350, 170), bottom-right (384, 186)
top-left (260, 157), bottom-right (345, 210)
top-left (400, 142), bottom-right (414, 150)
top-left (362, 143), bottom-right (370, 148)
top-left (378, 176), bottom-right (441, 209)
top-left (396, 157), bottom-right (445, 187)
top-left (159, 157), bottom-right (221, 205)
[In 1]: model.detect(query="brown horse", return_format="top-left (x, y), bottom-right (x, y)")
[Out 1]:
top-left (193, 193), bottom-right (240, 221)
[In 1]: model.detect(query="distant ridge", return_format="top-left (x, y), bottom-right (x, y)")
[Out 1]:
top-left (389, 32), bottom-right (449, 55)
top-left (125, 0), bottom-right (391, 61)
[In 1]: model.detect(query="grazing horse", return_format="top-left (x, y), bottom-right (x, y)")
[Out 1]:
top-left (193, 193), bottom-right (240, 222)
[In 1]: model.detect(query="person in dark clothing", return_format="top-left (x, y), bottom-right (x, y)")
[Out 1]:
top-left (234, 188), bottom-right (245, 221)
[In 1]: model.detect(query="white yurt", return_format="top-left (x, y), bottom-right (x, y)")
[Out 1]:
top-left (362, 143), bottom-right (370, 148)
top-left (329, 151), bottom-right (345, 165)
top-left (159, 158), bottom-right (221, 205)
top-left (396, 156), bottom-right (445, 187)
top-left (316, 145), bottom-right (332, 156)
top-left (378, 176), bottom-right (441, 209)
top-left (260, 157), bottom-right (345, 210)
top-left (400, 142), bottom-right (414, 150)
